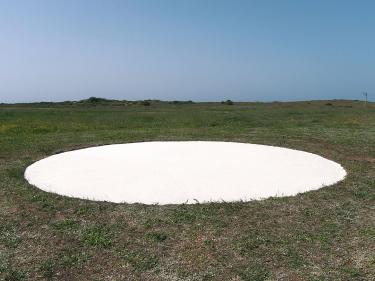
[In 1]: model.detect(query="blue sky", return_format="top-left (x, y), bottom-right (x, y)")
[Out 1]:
top-left (0, 0), bottom-right (374, 102)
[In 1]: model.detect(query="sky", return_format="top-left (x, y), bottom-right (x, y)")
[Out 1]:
top-left (0, 0), bottom-right (374, 103)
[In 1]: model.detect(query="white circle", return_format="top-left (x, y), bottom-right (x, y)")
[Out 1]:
top-left (24, 141), bottom-right (346, 205)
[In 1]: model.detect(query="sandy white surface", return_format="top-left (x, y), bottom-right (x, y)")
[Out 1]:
top-left (24, 141), bottom-right (346, 205)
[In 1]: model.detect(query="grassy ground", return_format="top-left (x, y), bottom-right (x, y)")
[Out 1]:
top-left (0, 100), bottom-right (374, 281)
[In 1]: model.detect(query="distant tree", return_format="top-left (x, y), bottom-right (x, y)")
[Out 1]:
top-left (84, 97), bottom-right (115, 103)
top-left (222, 99), bottom-right (234, 105)
top-left (87, 97), bottom-right (101, 103)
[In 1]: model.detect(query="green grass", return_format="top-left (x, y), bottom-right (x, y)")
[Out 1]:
top-left (0, 100), bottom-right (374, 280)
top-left (82, 225), bottom-right (112, 248)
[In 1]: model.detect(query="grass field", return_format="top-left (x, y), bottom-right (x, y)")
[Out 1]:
top-left (0, 100), bottom-right (374, 280)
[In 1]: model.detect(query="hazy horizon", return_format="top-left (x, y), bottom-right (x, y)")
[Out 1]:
top-left (1, 0), bottom-right (374, 103)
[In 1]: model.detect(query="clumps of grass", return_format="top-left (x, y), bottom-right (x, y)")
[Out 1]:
top-left (142, 218), bottom-right (164, 229)
top-left (0, 225), bottom-right (21, 248)
top-left (237, 265), bottom-right (270, 281)
top-left (334, 200), bottom-right (358, 221)
top-left (169, 203), bottom-right (240, 227)
top-left (207, 201), bottom-right (245, 216)
top-left (284, 248), bottom-right (305, 268)
top-left (316, 222), bottom-right (338, 249)
top-left (39, 260), bottom-right (54, 280)
top-left (170, 207), bottom-right (198, 224)
top-left (360, 227), bottom-right (375, 240)
top-left (3, 268), bottom-right (26, 281)
top-left (237, 233), bottom-right (272, 253)
top-left (51, 219), bottom-right (79, 232)
top-left (170, 204), bottom-right (212, 224)
top-left (29, 193), bottom-right (56, 211)
top-left (6, 163), bottom-right (25, 180)
top-left (302, 207), bottom-right (314, 218)
top-left (31, 126), bottom-right (56, 134)
top-left (351, 181), bottom-right (375, 201)
top-left (146, 231), bottom-right (167, 243)
top-left (74, 204), bottom-right (97, 215)
top-left (59, 248), bottom-right (88, 268)
top-left (82, 225), bottom-right (112, 248)
top-left (118, 250), bottom-right (159, 272)
top-left (341, 266), bottom-right (367, 279)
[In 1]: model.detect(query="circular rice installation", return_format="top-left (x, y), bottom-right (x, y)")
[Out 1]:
top-left (24, 141), bottom-right (346, 205)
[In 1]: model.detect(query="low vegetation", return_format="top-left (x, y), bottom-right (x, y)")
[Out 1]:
top-left (0, 100), bottom-right (374, 280)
